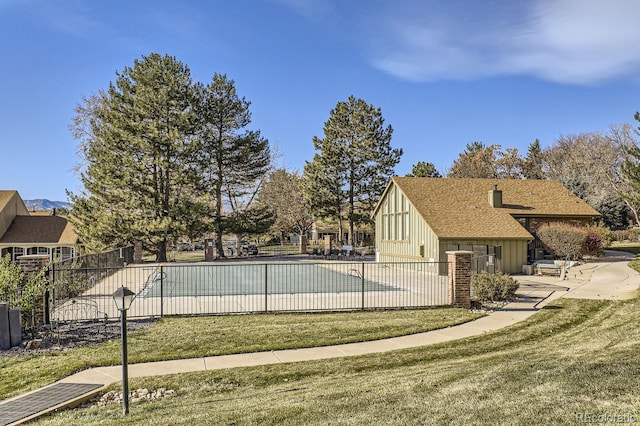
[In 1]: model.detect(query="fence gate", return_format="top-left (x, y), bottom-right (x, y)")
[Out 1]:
top-left (47, 247), bottom-right (133, 325)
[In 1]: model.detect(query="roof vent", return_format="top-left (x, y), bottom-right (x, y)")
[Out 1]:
top-left (489, 184), bottom-right (502, 208)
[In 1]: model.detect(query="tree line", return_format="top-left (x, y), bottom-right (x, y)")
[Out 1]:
top-left (69, 54), bottom-right (401, 260)
top-left (70, 52), bottom-right (640, 261)
top-left (410, 125), bottom-right (640, 230)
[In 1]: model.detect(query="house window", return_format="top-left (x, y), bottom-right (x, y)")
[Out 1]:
top-left (27, 247), bottom-right (50, 256)
top-left (382, 187), bottom-right (409, 241)
top-left (13, 247), bottom-right (24, 261)
top-left (62, 247), bottom-right (74, 260)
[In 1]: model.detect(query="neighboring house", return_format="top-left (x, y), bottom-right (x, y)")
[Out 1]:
top-left (0, 190), bottom-right (79, 262)
top-left (309, 218), bottom-right (373, 247)
top-left (372, 177), bottom-right (601, 274)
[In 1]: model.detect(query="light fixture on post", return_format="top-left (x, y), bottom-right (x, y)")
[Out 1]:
top-left (112, 286), bottom-right (135, 415)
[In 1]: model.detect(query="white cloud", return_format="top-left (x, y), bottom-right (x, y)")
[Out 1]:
top-left (365, 0), bottom-right (640, 84)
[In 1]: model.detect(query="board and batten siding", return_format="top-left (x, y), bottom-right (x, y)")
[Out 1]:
top-left (374, 185), bottom-right (440, 263)
top-left (438, 238), bottom-right (528, 274)
top-left (374, 182), bottom-right (529, 274)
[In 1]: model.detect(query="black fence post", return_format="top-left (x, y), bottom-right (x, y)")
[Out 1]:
top-left (361, 262), bottom-right (365, 310)
top-left (160, 265), bottom-right (164, 318)
top-left (264, 263), bottom-right (268, 313)
top-left (44, 266), bottom-right (50, 325)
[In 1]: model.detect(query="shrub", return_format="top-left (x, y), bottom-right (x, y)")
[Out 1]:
top-left (582, 230), bottom-right (604, 257)
top-left (472, 271), bottom-right (519, 302)
top-left (0, 255), bottom-right (23, 307)
top-left (587, 223), bottom-right (614, 248)
top-left (19, 269), bottom-right (47, 330)
top-left (613, 227), bottom-right (640, 242)
top-left (536, 222), bottom-right (587, 260)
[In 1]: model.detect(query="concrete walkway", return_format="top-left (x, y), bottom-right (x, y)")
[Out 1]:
top-left (2, 250), bottom-right (639, 425)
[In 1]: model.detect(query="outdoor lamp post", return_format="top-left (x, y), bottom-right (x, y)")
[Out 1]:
top-left (112, 286), bottom-right (135, 415)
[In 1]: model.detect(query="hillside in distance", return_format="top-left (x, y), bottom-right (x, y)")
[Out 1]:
top-left (24, 199), bottom-right (70, 211)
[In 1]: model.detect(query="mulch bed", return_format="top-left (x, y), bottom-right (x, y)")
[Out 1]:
top-left (0, 318), bottom-right (156, 359)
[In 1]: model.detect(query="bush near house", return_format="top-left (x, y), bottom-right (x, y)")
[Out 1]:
top-left (612, 227), bottom-right (640, 242)
top-left (587, 223), bottom-right (614, 248)
top-left (537, 222), bottom-right (607, 259)
top-left (472, 271), bottom-right (519, 302)
top-left (582, 230), bottom-right (603, 257)
top-left (0, 254), bottom-right (22, 307)
top-left (0, 254), bottom-right (47, 331)
top-left (537, 222), bottom-right (587, 260)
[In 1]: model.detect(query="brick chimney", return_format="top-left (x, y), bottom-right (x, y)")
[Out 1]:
top-left (488, 184), bottom-right (502, 208)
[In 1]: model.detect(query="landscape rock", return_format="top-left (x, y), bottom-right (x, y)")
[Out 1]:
top-left (25, 339), bottom-right (43, 350)
top-left (82, 388), bottom-right (176, 408)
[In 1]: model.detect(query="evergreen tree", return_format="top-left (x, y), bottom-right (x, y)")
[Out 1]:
top-left (69, 53), bottom-right (198, 261)
top-left (194, 74), bottom-right (271, 256)
top-left (303, 96), bottom-right (402, 245)
top-left (406, 161), bottom-right (441, 177)
top-left (523, 139), bottom-right (545, 179)
top-left (70, 56), bottom-right (271, 260)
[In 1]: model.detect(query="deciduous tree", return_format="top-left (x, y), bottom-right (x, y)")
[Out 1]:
top-left (447, 142), bottom-right (501, 178)
top-left (544, 129), bottom-right (632, 229)
top-left (258, 169), bottom-right (314, 243)
top-left (537, 223), bottom-right (586, 261)
top-left (614, 122), bottom-right (640, 226)
top-left (496, 147), bottom-right (524, 179)
top-left (0, 255), bottom-right (23, 308)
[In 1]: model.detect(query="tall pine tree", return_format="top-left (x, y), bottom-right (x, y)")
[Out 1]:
top-left (69, 53), bottom-right (198, 261)
top-left (194, 74), bottom-right (271, 256)
top-left (303, 96), bottom-right (402, 245)
top-left (523, 139), bottom-right (545, 179)
top-left (70, 56), bottom-right (272, 260)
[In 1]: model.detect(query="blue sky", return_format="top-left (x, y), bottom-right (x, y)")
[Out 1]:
top-left (2, 0), bottom-right (639, 201)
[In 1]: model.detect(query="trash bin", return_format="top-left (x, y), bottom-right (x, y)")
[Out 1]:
top-left (0, 302), bottom-right (10, 350)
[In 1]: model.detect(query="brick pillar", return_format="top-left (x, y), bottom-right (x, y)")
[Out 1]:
top-left (204, 239), bottom-right (215, 261)
top-left (134, 241), bottom-right (143, 264)
top-left (323, 235), bottom-right (332, 256)
top-left (447, 250), bottom-right (472, 309)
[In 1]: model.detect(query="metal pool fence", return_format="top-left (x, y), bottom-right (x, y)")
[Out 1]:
top-left (48, 260), bottom-right (450, 322)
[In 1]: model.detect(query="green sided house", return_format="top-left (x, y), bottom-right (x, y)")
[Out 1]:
top-left (372, 177), bottom-right (601, 274)
top-left (0, 190), bottom-right (79, 262)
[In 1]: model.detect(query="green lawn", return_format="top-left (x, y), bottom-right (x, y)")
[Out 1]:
top-left (610, 241), bottom-right (640, 255)
top-left (0, 309), bottom-right (482, 401)
top-left (30, 292), bottom-right (640, 425)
